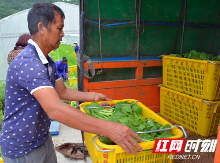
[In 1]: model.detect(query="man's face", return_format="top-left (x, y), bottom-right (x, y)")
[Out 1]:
top-left (62, 61), bottom-right (67, 65)
top-left (44, 11), bottom-right (64, 51)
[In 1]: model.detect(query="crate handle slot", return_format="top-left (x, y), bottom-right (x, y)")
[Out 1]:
top-left (92, 125), bottom-right (187, 152)
top-left (79, 100), bottom-right (140, 109)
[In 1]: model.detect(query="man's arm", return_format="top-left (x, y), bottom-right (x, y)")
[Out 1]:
top-left (33, 87), bottom-right (143, 154)
top-left (54, 79), bottom-right (109, 102)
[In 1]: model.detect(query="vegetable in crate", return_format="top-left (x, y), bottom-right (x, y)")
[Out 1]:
top-left (170, 50), bottom-right (220, 61)
top-left (84, 101), bottom-right (174, 145)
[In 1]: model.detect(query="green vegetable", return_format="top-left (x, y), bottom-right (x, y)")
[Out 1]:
top-left (85, 102), bottom-right (115, 120)
top-left (84, 101), bottom-right (174, 145)
top-left (170, 50), bottom-right (220, 61)
top-left (170, 54), bottom-right (177, 57)
top-left (176, 54), bottom-right (183, 58)
top-left (170, 54), bottom-right (183, 58)
top-left (71, 101), bottom-right (77, 107)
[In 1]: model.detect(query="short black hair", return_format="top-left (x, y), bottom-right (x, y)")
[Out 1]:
top-left (62, 57), bottom-right (67, 62)
top-left (27, 2), bottom-right (65, 35)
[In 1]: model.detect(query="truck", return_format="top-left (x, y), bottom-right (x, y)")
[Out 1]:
top-left (77, 0), bottom-right (220, 112)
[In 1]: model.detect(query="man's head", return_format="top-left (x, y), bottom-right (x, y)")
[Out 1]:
top-left (62, 57), bottom-right (67, 65)
top-left (74, 41), bottom-right (78, 46)
top-left (27, 3), bottom-right (65, 52)
top-left (28, 2), bottom-right (65, 35)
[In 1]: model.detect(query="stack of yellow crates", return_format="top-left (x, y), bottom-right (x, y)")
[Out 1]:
top-left (160, 55), bottom-right (220, 137)
top-left (68, 65), bottom-right (77, 86)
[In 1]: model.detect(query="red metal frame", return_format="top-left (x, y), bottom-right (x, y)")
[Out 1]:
top-left (83, 60), bottom-right (162, 112)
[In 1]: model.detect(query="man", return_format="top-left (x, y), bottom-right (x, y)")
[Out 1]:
top-left (0, 2), bottom-right (143, 163)
top-left (74, 41), bottom-right (79, 54)
top-left (56, 57), bottom-right (69, 82)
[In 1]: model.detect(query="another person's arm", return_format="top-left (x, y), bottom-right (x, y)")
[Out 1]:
top-left (32, 79), bottom-right (143, 154)
top-left (66, 73), bottom-right (69, 78)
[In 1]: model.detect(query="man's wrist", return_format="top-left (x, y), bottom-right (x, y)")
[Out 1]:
top-left (87, 92), bottom-right (97, 101)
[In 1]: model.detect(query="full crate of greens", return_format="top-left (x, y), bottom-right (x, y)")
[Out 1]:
top-left (79, 99), bottom-right (185, 163)
top-left (163, 50), bottom-right (220, 100)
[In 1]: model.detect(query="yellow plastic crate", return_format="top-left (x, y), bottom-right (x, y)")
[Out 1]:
top-left (68, 65), bottom-right (77, 72)
top-left (80, 99), bottom-right (184, 163)
top-left (160, 86), bottom-right (220, 137)
top-left (69, 78), bottom-right (77, 86)
top-left (163, 55), bottom-right (220, 100)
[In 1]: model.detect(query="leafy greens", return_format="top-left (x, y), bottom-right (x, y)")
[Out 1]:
top-left (170, 50), bottom-right (220, 61)
top-left (84, 101), bottom-right (174, 145)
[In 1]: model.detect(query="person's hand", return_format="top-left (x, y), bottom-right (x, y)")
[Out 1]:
top-left (106, 122), bottom-right (143, 155)
top-left (100, 101), bottom-right (109, 106)
top-left (93, 92), bottom-right (112, 102)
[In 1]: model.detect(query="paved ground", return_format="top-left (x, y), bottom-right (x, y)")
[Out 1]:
top-left (51, 123), bottom-right (92, 163)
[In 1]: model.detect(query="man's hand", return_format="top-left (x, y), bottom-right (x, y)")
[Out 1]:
top-left (106, 121), bottom-right (143, 154)
top-left (92, 92), bottom-right (112, 102)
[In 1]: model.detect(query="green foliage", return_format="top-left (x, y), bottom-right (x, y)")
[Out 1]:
top-left (0, 81), bottom-right (5, 112)
top-left (0, 110), bottom-right (4, 131)
top-left (50, 44), bottom-right (77, 66)
top-left (50, 44), bottom-right (78, 92)
top-left (84, 101), bottom-right (174, 145)
top-left (0, 0), bottom-right (79, 19)
top-left (61, 80), bottom-right (77, 104)
top-left (170, 50), bottom-right (220, 61)
top-left (69, 71), bottom-right (77, 78)
top-left (64, 78), bottom-right (78, 90)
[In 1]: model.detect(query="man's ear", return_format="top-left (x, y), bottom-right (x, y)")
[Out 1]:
top-left (38, 22), bottom-right (45, 34)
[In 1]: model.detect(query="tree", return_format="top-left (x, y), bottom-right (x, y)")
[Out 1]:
top-left (0, 0), bottom-right (79, 19)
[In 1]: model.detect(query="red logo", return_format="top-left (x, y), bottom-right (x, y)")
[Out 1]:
top-left (153, 139), bottom-right (186, 153)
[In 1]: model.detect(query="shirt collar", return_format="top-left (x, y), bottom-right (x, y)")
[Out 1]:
top-left (28, 39), bottom-right (49, 64)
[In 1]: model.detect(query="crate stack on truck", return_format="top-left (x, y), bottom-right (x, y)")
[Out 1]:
top-left (160, 55), bottom-right (220, 137)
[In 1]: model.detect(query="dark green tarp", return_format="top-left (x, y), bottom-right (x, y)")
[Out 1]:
top-left (82, 0), bottom-right (220, 58)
